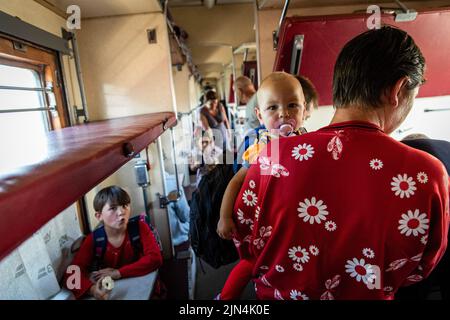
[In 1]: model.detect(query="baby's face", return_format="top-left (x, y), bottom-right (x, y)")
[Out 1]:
top-left (256, 77), bottom-right (306, 133)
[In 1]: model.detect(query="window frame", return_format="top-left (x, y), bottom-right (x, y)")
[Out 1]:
top-left (0, 34), bottom-right (70, 129)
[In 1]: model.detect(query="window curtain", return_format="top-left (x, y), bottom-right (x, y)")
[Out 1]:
top-left (0, 205), bottom-right (82, 299)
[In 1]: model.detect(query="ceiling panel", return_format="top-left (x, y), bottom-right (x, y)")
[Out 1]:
top-left (258, 0), bottom-right (450, 10)
top-left (169, 0), bottom-right (253, 7)
top-left (51, 0), bottom-right (162, 18)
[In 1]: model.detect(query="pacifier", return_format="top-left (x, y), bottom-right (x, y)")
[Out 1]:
top-left (279, 123), bottom-right (294, 137)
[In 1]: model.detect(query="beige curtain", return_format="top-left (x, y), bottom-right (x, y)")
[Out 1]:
top-left (0, 205), bottom-right (82, 300)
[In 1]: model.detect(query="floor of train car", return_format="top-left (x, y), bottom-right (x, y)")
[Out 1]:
top-left (194, 259), bottom-right (256, 300)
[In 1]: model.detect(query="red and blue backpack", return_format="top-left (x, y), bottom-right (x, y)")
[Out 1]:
top-left (91, 213), bottom-right (162, 271)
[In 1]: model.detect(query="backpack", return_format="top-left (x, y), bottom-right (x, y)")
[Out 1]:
top-left (189, 164), bottom-right (239, 269)
top-left (91, 213), bottom-right (162, 271)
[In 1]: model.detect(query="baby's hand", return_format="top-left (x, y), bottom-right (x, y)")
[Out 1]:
top-left (217, 218), bottom-right (237, 240)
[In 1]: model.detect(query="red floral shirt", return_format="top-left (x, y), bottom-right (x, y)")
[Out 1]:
top-left (233, 121), bottom-right (449, 300)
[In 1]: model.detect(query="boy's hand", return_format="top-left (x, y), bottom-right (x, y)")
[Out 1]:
top-left (89, 279), bottom-right (110, 300)
top-left (217, 218), bottom-right (237, 240)
top-left (91, 268), bottom-right (121, 282)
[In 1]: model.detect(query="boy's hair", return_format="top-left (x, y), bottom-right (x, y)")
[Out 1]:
top-left (333, 26), bottom-right (425, 109)
top-left (93, 186), bottom-right (130, 212)
top-left (296, 75), bottom-right (319, 110)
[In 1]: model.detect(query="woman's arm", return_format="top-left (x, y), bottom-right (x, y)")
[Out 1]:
top-left (220, 104), bottom-right (231, 129)
top-left (200, 113), bottom-right (210, 131)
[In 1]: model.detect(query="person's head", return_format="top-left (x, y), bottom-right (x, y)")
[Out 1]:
top-left (256, 72), bottom-right (306, 133)
top-left (94, 186), bottom-right (131, 230)
top-left (333, 26), bottom-right (425, 134)
top-left (235, 76), bottom-right (256, 104)
top-left (197, 134), bottom-right (212, 151)
top-left (205, 90), bottom-right (218, 109)
top-left (295, 75), bottom-right (319, 121)
top-left (402, 133), bottom-right (430, 141)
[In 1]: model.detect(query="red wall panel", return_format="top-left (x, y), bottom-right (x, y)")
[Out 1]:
top-left (274, 9), bottom-right (450, 106)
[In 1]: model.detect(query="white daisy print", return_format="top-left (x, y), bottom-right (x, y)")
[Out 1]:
top-left (293, 263), bottom-right (303, 272)
top-left (232, 238), bottom-right (241, 247)
top-left (417, 172), bottom-right (428, 184)
top-left (242, 189), bottom-right (258, 207)
top-left (249, 180), bottom-right (256, 189)
top-left (237, 208), bottom-right (253, 225)
top-left (325, 220), bottom-right (337, 232)
top-left (292, 143), bottom-right (315, 161)
top-left (391, 174), bottom-right (417, 198)
top-left (260, 265), bottom-right (269, 270)
top-left (297, 197), bottom-right (329, 224)
top-left (290, 290), bottom-right (309, 300)
top-left (369, 159), bottom-right (383, 170)
top-left (309, 245), bottom-right (319, 256)
top-left (362, 248), bottom-right (375, 259)
top-left (288, 246), bottom-right (310, 264)
top-left (275, 265), bottom-right (285, 272)
top-left (398, 209), bottom-right (429, 237)
top-left (421, 235), bottom-right (428, 245)
top-left (255, 206), bottom-right (260, 221)
top-left (345, 258), bottom-right (376, 285)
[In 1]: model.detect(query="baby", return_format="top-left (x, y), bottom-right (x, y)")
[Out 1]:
top-left (217, 72), bottom-right (306, 240)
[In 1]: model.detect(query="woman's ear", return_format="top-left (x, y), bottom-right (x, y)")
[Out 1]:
top-left (95, 211), bottom-right (102, 221)
top-left (389, 76), bottom-right (409, 108)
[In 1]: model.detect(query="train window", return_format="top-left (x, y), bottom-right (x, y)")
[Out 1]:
top-left (0, 64), bottom-right (50, 172)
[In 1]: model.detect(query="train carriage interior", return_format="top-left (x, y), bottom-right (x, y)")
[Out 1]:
top-left (0, 0), bottom-right (449, 301)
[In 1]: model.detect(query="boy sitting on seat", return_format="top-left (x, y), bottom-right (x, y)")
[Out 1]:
top-left (64, 186), bottom-right (162, 300)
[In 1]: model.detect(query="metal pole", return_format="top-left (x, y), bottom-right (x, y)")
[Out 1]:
top-left (277, 0), bottom-right (291, 33)
top-left (0, 85), bottom-right (53, 92)
top-left (58, 52), bottom-right (76, 126)
top-left (70, 31), bottom-right (89, 122)
top-left (142, 186), bottom-right (150, 218)
top-left (169, 127), bottom-right (180, 193)
top-left (0, 107), bottom-right (55, 114)
top-left (254, 0), bottom-right (262, 86)
top-left (157, 137), bottom-right (168, 196)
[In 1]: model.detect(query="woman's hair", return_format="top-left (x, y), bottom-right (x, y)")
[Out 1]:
top-left (93, 186), bottom-right (130, 212)
top-left (205, 90), bottom-right (218, 102)
top-left (333, 26), bottom-right (425, 109)
top-left (296, 75), bottom-right (319, 109)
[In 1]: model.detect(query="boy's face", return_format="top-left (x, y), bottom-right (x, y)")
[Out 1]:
top-left (96, 202), bottom-right (131, 231)
top-left (256, 77), bottom-right (306, 132)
